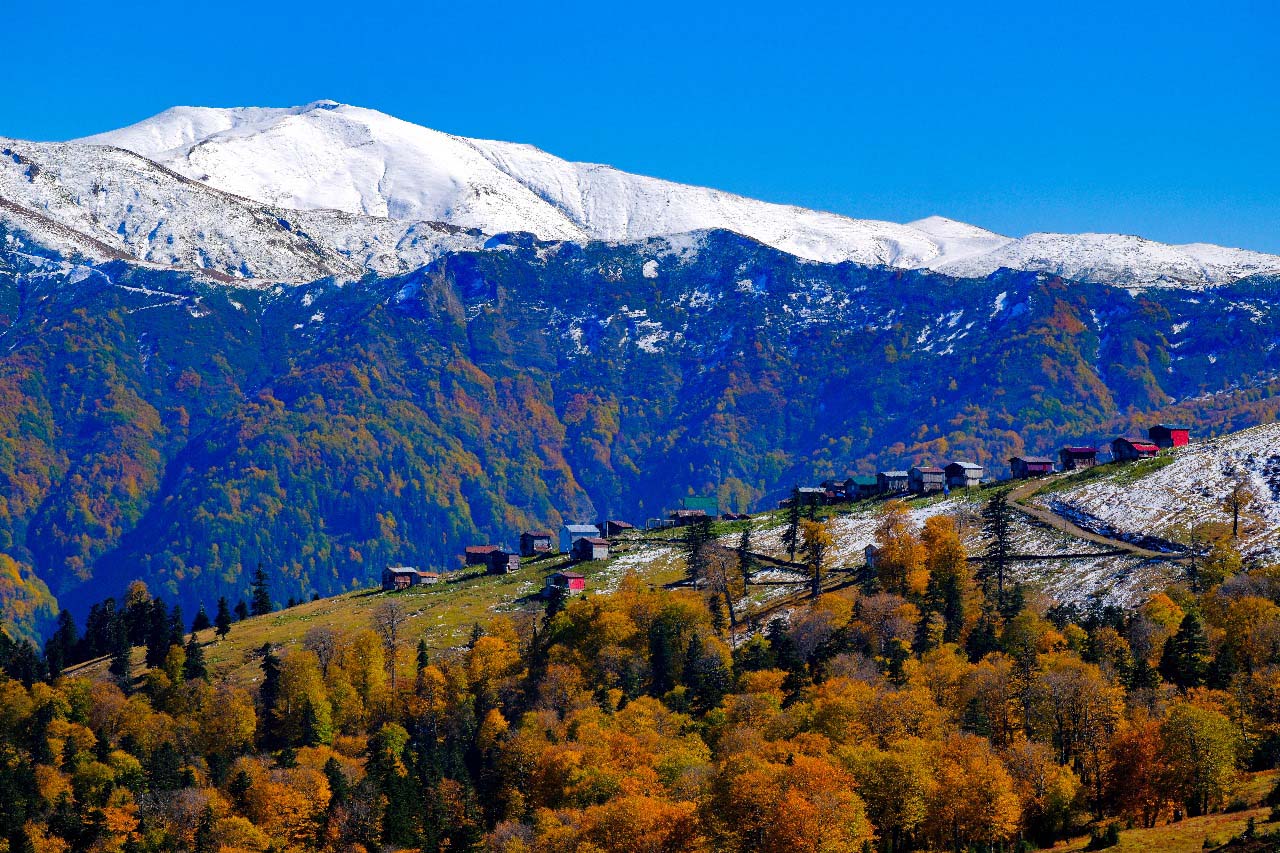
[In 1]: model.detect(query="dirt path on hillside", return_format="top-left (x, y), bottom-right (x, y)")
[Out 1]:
top-left (1006, 478), bottom-right (1186, 561)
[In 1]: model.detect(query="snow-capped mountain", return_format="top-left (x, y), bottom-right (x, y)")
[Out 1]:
top-left (1, 99), bottom-right (1276, 287)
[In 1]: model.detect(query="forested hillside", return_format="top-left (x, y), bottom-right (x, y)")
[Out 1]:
top-left (5, 229), bottom-right (1280, 637)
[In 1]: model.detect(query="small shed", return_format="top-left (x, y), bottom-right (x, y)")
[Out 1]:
top-left (416, 571), bottom-right (440, 585)
top-left (1010, 456), bottom-right (1055, 479)
top-left (944, 461), bottom-right (983, 489)
top-left (1112, 437), bottom-right (1160, 462)
top-left (877, 470), bottom-right (910, 494)
top-left (1148, 424), bottom-right (1191, 449)
top-left (600, 520), bottom-right (635, 538)
top-left (908, 466), bottom-right (945, 495)
top-left (560, 524), bottom-right (600, 554)
top-left (572, 536), bottom-right (610, 561)
top-left (1059, 446), bottom-right (1099, 471)
top-left (545, 570), bottom-right (587, 595)
top-left (520, 531), bottom-right (554, 557)
top-left (464, 545), bottom-right (499, 566)
top-left (668, 509), bottom-right (709, 526)
top-left (864, 544), bottom-right (879, 569)
top-left (485, 550), bottom-right (520, 575)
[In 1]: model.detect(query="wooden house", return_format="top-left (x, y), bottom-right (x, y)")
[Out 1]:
top-left (851, 475), bottom-right (881, 499)
top-left (1148, 424), bottom-right (1191, 449)
top-left (1112, 437), bottom-right (1160, 461)
top-left (797, 486), bottom-right (826, 507)
top-left (382, 566), bottom-right (438, 591)
top-left (681, 496), bottom-right (720, 517)
top-left (1059, 446), bottom-right (1098, 471)
top-left (485, 550), bottom-right (520, 575)
top-left (668, 509), bottom-right (708, 526)
top-left (520, 531), bottom-right (553, 558)
top-left (944, 461), bottom-right (983, 489)
top-left (560, 524), bottom-right (600, 553)
top-left (877, 470), bottom-right (909, 494)
top-left (545, 570), bottom-right (587, 595)
top-left (464, 545), bottom-right (498, 566)
top-left (908, 466), bottom-right (945, 495)
top-left (572, 536), bottom-right (610, 561)
top-left (599, 520), bottom-right (635, 538)
top-left (1009, 456), bottom-right (1055, 479)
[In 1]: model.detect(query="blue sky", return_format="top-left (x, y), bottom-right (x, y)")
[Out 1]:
top-left (4, 0), bottom-right (1278, 251)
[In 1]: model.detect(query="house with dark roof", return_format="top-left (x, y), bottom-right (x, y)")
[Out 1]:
top-left (464, 545), bottom-right (499, 566)
top-left (599, 520), bottom-right (635, 538)
top-left (1148, 424), bottom-right (1191, 449)
top-left (381, 566), bottom-right (439, 591)
top-left (572, 537), bottom-right (610, 561)
top-left (1010, 456), bottom-right (1055, 479)
top-left (520, 531), bottom-right (554, 557)
top-left (944, 461), bottom-right (983, 489)
top-left (850, 475), bottom-right (881, 499)
top-left (485, 550), bottom-right (520, 575)
top-left (1112, 437), bottom-right (1160, 462)
top-left (668, 508), bottom-right (708, 526)
top-left (1059, 446), bottom-right (1099, 471)
top-left (908, 466), bottom-right (945, 494)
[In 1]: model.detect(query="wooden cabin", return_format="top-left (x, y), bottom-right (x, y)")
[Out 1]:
top-left (1059, 446), bottom-right (1099, 471)
top-left (944, 461), bottom-right (983, 489)
top-left (1112, 437), bottom-right (1160, 461)
top-left (877, 471), bottom-right (910, 494)
top-left (520, 531), bottom-right (554, 557)
top-left (1010, 456), bottom-right (1055, 479)
top-left (908, 466), bottom-right (945, 495)
top-left (545, 570), bottom-right (587, 595)
top-left (1148, 424), bottom-right (1191, 449)
top-left (381, 566), bottom-right (438, 591)
top-left (464, 545), bottom-right (498, 566)
top-left (600, 520), bottom-right (635, 538)
top-left (572, 537), bottom-right (610, 561)
top-left (851, 475), bottom-right (881, 499)
top-left (668, 509), bottom-right (708, 527)
top-left (485, 550), bottom-right (520, 575)
top-left (560, 524), bottom-right (600, 553)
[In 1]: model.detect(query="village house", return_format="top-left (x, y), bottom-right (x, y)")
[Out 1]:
top-left (851, 475), bottom-right (881, 500)
top-left (572, 536), bottom-right (610, 561)
top-left (381, 566), bottom-right (439, 591)
top-left (797, 486), bottom-right (827, 506)
top-left (485, 549), bottom-right (520, 575)
top-left (877, 470), bottom-right (910, 494)
top-left (1059, 446), bottom-right (1099, 471)
top-left (1009, 456), bottom-right (1055, 479)
top-left (681, 496), bottom-right (720, 517)
top-left (560, 524), bottom-right (600, 553)
top-left (464, 545), bottom-right (499, 566)
top-left (1112, 437), bottom-right (1160, 461)
top-left (545, 570), bottom-right (587, 596)
top-left (1148, 423), bottom-right (1191, 449)
top-left (520, 530), bottom-right (554, 558)
top-left (908, 465), bottom-right (945, 495)
top-left (599, 519), bottom-right (635, 538)
top-left (820, 478), bottom-right (854, 501)
top-left (944, 461), bottom-right (983, 490)
top-left (668, 508), bottom-right (708, 526)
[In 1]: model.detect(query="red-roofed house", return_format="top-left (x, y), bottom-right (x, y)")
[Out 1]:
top-left (464, 545), bottom-right (499, 566)
top-left (1059, 446), bottom-right (1099, 471)
top-left (1112, 437), bottom-right (1160, 461)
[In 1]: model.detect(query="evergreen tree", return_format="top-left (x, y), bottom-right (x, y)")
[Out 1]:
top-left (250, 564), bottom-right (273, 616)
top-left (781, 486), bottom-right (803, 561)
top-left (215, 597), bottom-right (233, 638)
top-left (191, 604), bottom-right (212, 633)
top-left (108, 616), bottom-right (132, 682)
top-left (167, 604), bottom-right (185, 650)
top-left (979, 491), bottom-right (1015, 609)
top-left (183, 635), bottom-right (208, 682)
top-left (234, 600), bottom-right (250, 622)
top-left (258, 643), bottom-right (283, 747)
top-left (145, 599), bottom-right (172, 668)
top-left (681, 515), bottom-right (714, 586)
top-left (193, 806), bottom-right (216, 853)
top-left (1160, 612), bottom-right (1211, 688)
top-left (736, 526), bottom-right (757, 587)
top-left (44, 609), bottom-right (79, 677)
top-left (468, 622), bottom-right (484, 649)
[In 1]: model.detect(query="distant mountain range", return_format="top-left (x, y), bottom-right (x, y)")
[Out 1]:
top-left (3, 101), bottom-right (1280, 641)
top-left (0, 99), bottom-right (1274, 287)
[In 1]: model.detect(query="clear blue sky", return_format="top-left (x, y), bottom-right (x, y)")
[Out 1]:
top-left (4, 0), bottom-right (1278, 252)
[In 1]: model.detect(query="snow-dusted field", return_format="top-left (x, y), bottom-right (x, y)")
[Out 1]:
top-left (1034, 423), bottom-right (1280, 561)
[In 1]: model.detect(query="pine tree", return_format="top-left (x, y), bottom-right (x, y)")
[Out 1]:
top-left (145, 599), bottom-right (172, 668)
top-left (167, 604), bottom-right (185, 650)
top-left (681, 515), bottom-right (714, 586)
top-left (257, 643), bottom-right (282, 747)
top-left (781, 486), bottom-right (803, 561)
top-left (108, 615), bottom-right (132, 682)
top-left (1159, 612), bottom-right (1210, 688)
top-left (250, 564), bottom-right (273, 616)
top-left (736, 526), bottom-right (757, 587)
top-left (183, 635), bottom-right (208, 681)
top-left (215, 597), bottom-right (233, 638)
top-left (191, 604), bottom-right (212, 633)
top-left (44, 609), bottom-right (79, 677)
top-left (980, 491), bottom-right (1015, 609)
top-left (234, 600), bottom-right (250, 622)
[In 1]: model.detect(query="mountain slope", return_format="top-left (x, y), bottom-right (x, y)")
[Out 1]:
top-left (74, 101), bottom-right (1280, 286)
